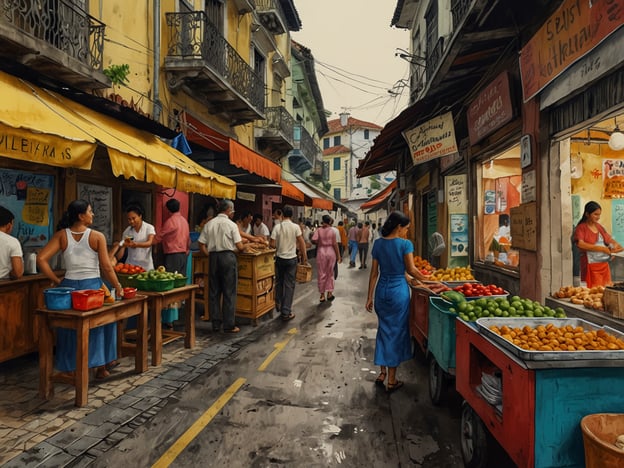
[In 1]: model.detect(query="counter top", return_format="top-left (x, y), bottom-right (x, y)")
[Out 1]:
top-left (0, 271), bottom-right (64, 288)
top-left (546, 296), bottom-right (624, 332)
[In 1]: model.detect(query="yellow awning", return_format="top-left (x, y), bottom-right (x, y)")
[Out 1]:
top-left (0, 70), bottom-right (236, 198)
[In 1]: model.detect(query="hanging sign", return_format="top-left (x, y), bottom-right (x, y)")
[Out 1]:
top-left (602, 159), bottom-right (624, 198)
top-left (402, 112), bottom-right (458, 165)
top-left (519, 0), bottom-right (624, 102)
top-left (467, 72), bottom-right (514, 145)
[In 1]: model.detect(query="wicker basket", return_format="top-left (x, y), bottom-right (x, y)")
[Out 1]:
top-left (296, 263), bottom-right (312, 283)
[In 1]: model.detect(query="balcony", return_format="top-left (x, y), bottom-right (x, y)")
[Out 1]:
top-left (289, 125), bottom-right (321, 176)
top-left (255, 0), bottom-right (287, 35)
top-left (425, 37), bottom-right (445, 83)
top-left (255, 106), bottom-right (295, 159)
top-left (164, 11), bottom-right (265, 126)
top-left (0, 0), bottom-right (108, 89)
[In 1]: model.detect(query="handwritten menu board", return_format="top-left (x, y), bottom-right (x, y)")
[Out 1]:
top-left (510, 202), bottom-right (537, 251)
top-left (0, 168), bottom-right (54, 248)
top-left (77, 182), bottom-right (113, 243)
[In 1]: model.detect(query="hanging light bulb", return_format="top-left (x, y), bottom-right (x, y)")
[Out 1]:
top-left (608, 118), bottom-right (624, 151)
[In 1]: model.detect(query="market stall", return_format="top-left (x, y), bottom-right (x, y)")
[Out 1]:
top-left (455, 318), bottom-right (624, 467)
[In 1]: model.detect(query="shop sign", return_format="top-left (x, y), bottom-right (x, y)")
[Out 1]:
top-left (521, 170), bottom-right (537, 203)
top-left (445, 174), bottom-right (467, 213)
top-left (510, 202), bottom-right (537, 251)
top-left (402, 112), bottom-right (458, 165)
top-left (237, 191), bottom-right (256, 202)
top-left (466, 72), bottom-right (514, 145)
top-left (520, 0), bottom-right (624, 102)
top-left (602, 158), bottom-right (624, 198)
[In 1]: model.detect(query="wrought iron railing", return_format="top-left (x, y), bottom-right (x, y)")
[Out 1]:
top-left (299, 126), bottom-right (321, 171)
top-left (451, 0), bottom-right (472, 29)
top-left (255, 0), bottom-right (284, 15)
top-left (166, 11), bottom-right (264, 113)
top-left (258, 106), bottom-right (295, 145)
top-left (1, 0), bottom-right (105, 70)
top-left (425, 37), bottom-right (444, 81)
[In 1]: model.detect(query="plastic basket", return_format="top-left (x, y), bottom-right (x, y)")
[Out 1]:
top-left (117, 273), bottom-right (138, 288)
top-left (43, 287), bottom-right (75, 310)
top-left (581, 413), bottom-right (624, 468)
top-left (71, 289), bottom-right (105, 311)
top-left (173, 276), bottom-right (187, 288)
top-left (428, 297), bottom-right (460, 371)
top-left (136, 277), bottom-right (174, 292)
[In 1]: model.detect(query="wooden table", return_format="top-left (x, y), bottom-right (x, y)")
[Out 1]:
top-left (36, 295), bottom-right (148, 407)
top-left (139, 284), bottom-right (198, 366)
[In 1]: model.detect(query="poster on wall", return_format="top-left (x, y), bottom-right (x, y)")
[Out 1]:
top-left (450, 213), bottom-right (469, 257)
top-left (603, 159), bottom-right (624, 198)
top-left (0, 168), bottom-right (54, 249)
top-left (445, 174), bottom-right (467, 213)
top-left (77, 182), bottom-right (113, 243)
top-left (484, 190), bottom-right (496, 214)
top-left (611, 199), bottom-right (624, 246)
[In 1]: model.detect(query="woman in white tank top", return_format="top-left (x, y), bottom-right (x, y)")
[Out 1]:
top-left (37, 200), bottom-right (123, 378)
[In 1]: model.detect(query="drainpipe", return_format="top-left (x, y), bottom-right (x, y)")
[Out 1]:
top-left (153, 0), bottom-right (162, 122)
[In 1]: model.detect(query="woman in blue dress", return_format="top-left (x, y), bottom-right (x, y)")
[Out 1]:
top-left (365, 212), bottom-right (432, 392)
top-left (37, 200), bottom-right (124, 379)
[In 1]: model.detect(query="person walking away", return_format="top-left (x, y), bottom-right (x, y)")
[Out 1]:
top-left (358, 221), bottom-right (371, 269)
top-left (0, 206), bottom-right (23, 280)
top-left (371, 223), bottom-right (379, 245)
top-left (270, 205), bottom-right (307, 321)
top-left (153, 198), bottom-right (191, 327)
top-left (331, 218), bottom-right (341, 279)
top-left (365, 211), bottom-right (434, 392)
top-left (199, 199), bottom-right (244, 333)
top-left (37, 200), bottom-right (123, 379)
top-left (312, 215), bottom-right (341, 303)
top-left (574, 201), bottom-right (623, 287)
top-left (347, 222), bottom-right (360, 268)
top-left (115, 204), bottom-right (156, 272)
top-left (252, 213), bottom-right (270, 241)
top-left (337, 221), bottom-right (348, 262)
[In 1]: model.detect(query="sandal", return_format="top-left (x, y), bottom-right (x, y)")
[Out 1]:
top-left (375, 372), bottom-right (386, 386)
top-left (281, 313), bottom-right (295, 322)
top-left (95, 367), bottom-right (111, 380)
top-left (319, 294), bottom-right (326, 303)
top-left (224, 326), bottom-right (241, 333)
top-left (327, 293), bottom-right (335, 301)
top-left (386, 380), bottom-right (404, 393)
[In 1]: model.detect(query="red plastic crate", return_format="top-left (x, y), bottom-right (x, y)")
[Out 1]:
top-left (71, 290), bottom-right (105, 311)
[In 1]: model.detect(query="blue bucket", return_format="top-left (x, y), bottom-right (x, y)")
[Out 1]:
top-left (43, 287), bottom-right (75, 310)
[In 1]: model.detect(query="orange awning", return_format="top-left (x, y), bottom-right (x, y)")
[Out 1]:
top-left (312, 198), bottom-right (333, 210)
top-left (229, 139), bottom-right (282, 183)
top-left (281, 179), bottom-right (305, 202)
top-left (360, 180), bottom-right (397, 210)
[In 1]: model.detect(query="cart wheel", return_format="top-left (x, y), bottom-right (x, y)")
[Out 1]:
top-left (428, 357), bottom-right (446, 405)
top-left (460, 401), bottom-right (488, 468)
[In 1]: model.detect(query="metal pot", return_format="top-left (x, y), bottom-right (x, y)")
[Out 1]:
top-left (24, 251), bottom-right (37, 274)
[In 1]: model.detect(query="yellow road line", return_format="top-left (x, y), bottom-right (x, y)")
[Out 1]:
top-left (257, 327), bottom-right (297, 372)
top-left (151, 377), bottom-right (246, 468)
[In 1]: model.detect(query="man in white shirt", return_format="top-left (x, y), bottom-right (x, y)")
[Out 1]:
top-left (252, 213), bottom-right (270, 240)
top-left (198, 199), bottom-right (244, 333)
top-left (270, 205), bottom-right (307, 321)
top-left (0, 206), bottom-right (23, 280)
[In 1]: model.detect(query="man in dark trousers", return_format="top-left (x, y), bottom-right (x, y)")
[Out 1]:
top-left (198, 199), bottom-right (244, 333)
top-left (270, 205), bottom-right (307, 321)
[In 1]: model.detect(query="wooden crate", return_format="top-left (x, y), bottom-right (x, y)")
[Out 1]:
top-left (238, 277), bottom-right (273, 296)
top-left (602, 288), bottom-right (624, 318)
top-left (238, 251), bottom-right (275, 279)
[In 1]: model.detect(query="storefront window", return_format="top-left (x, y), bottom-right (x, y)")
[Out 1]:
top-left (475, 145), bottom-right (522, 268)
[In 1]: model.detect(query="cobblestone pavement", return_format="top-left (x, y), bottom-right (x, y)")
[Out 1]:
top-left (0, 311), bottom-right (277, 467)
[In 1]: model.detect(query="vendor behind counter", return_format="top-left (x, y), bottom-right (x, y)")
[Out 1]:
top-left (0, 206), bottom-right (24, 280)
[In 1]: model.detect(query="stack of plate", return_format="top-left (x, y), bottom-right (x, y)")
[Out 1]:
top-left (476, 372), bottom-right (502, 407)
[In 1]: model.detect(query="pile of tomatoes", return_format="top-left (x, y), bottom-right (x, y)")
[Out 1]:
top-left (453, 282), bottom-right (506, 297)
top-left (114, 263), bottom-right (145, 275)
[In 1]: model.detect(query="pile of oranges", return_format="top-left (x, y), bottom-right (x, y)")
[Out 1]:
top-left (114, 263), bottom-right (145, 275)
top-left (489, 323), bottom-right (624, 352)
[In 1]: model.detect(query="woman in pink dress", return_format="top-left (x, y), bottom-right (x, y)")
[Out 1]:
top-left (312, 215), bottom-right (341, 302)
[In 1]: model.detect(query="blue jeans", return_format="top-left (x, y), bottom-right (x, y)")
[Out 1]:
top-left (275, 257), bottom-right (297, 316)
top-left (349, 240), bottom-right (359, 264)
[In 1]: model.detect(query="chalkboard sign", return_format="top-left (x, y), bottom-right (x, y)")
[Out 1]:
top-left (0, 168), bottom-right (54, 249)
top-left (77, 182), bottom-right (113, 243)
top-left (510, 202), bottom-right (537, 251)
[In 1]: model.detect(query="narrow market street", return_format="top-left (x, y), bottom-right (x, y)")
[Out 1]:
top-left (1, 259), bottom-right (501, 468)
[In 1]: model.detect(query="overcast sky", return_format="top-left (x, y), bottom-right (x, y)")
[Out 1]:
top-left (291, 1), bottom-right (411, 127)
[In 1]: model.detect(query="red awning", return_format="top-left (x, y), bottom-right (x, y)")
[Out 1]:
top-left (181, 112), bottom-right (230, 152)
top-left (312, 198), bottom-right (333, 210)
top-left (360, 180), bottom-right (397, 210)
top-left (281, 179), bottom-right (305, 202)
top-left (229, 139), bottom-right (282, 183)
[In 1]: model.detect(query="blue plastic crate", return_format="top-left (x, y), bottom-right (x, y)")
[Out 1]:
top-left (428, 296), bottom-right (460, 372)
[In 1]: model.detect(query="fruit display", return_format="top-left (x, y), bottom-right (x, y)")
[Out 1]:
top-left (429, 266), bottom-right (474, 281)
top-left (414, 256), bottom-right (435, 273)
top-left (488, 323), bottom-right (624, 351)
top-left (452, 282), bottom-right (506, 297)
top-left (441, 291), bottom-right (566, 322)
top-left (114, 263), bottom-right (146, 275)
top-left (551, 285), bottom-right (604, 311)
top-left (133, 265), bottom-right (184, 282)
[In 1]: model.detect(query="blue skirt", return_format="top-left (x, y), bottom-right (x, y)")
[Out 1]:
top-left (373, 275), bottom-right (412, 367)
top-left (56, 277), bottom-right (117, 371)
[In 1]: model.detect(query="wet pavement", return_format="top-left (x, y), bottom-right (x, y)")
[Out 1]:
top-left (1, 259), bottom-right (480, 467)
